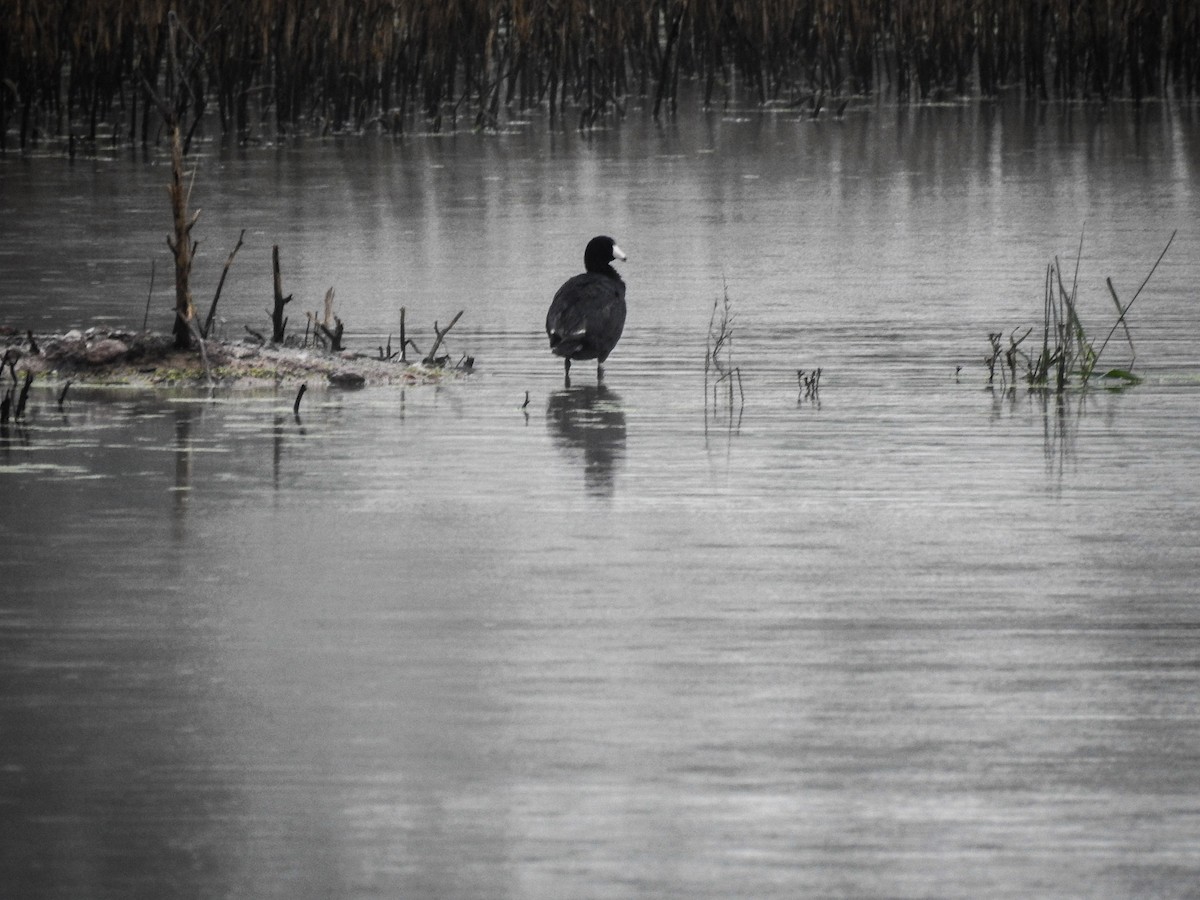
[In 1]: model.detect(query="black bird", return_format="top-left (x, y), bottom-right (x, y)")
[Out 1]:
top-left (546, 235), bottom-right (627, 382)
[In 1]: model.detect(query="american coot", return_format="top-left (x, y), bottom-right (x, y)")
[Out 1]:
top-left (545, 235), bottom-right (626, 383)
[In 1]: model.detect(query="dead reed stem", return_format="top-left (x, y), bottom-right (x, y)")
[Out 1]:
top-left (1094, 229), bottom-right (1176, 367)
top-left (165, 122), bottom-right (198, 349)
top-left (270, 244), bottom-right (292, 343)
top-left (202, 228), bottom-right (245, 339)
top-left (705, 283), bottom-right (743, 433)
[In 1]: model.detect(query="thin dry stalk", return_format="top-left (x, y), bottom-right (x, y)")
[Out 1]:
top-left (705, 283), bottom-right (744, 429)
top-left (202, 227), bottom-right (245, 338)
top-left (1094, 229), bottom-right (1176, 370)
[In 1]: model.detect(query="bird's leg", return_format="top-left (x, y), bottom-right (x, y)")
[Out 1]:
top-left (596, 362), bottom-right (605, 383)
top-left (564, 357), bottom-right (571, 388)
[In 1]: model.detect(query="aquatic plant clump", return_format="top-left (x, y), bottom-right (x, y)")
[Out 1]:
top-left (3, 0), bottom-right (1199, 148)
top-left (986, 232), bottom-right (1174, 392)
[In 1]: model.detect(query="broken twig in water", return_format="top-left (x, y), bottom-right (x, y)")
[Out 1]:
top-left (307, 312), bottom-right (346, 352)
top-left (300, 288), bottom-right (345, 352)
top-left (15, 373), bottom-right (33, 419)
top-left (424, 310), bottom-right (464, 365)
top-left (269, 245), bottom-right (292, 343)
top-left (306, 289), bottom-right (345, 351)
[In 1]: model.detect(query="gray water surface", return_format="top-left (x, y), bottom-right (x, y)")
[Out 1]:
top-left (3, 100), bottom-right (1200, 898)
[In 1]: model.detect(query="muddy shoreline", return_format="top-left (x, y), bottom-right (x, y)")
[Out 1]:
top-left (2, 326), bottom-right (468, 390)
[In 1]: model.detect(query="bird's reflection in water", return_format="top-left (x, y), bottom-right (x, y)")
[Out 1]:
top-left (546, 385), bottom-right (626, 497)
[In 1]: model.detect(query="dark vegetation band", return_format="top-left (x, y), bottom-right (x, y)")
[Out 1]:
top-left (3, 0), bottom-right (1198, 148)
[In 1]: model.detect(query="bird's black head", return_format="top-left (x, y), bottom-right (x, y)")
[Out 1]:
top-left (583, 235), bottom-right (627, 274)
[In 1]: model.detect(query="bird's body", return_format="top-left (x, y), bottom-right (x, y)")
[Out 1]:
top-left (546, 273), bottom-right (626, 362)
top-left (546, 236), bottom-right (626, 382)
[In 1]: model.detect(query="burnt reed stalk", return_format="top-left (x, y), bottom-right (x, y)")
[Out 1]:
top-left (2, 0), bottom-right (1197, 149)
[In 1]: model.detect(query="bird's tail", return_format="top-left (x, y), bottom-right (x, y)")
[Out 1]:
top-left (549, 336), bottom-right (585, 358)
top-left (548, 326), bottom-right (586, 357)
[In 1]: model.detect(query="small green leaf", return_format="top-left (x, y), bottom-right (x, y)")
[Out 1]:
top-left (1101, 368), bottom-right (1142, 384)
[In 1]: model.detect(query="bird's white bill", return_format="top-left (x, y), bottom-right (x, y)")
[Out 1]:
top-left (612, 244), bottom-right (627, 261)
